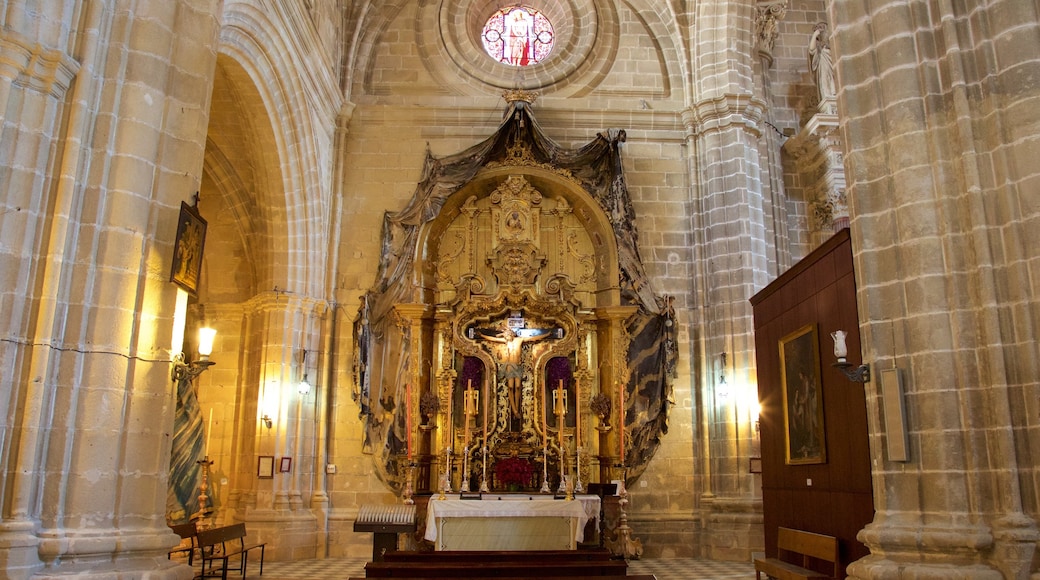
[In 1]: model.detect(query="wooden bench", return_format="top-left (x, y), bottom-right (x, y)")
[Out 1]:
top-left (754, 527), bottom-right (839, 580)
top-left (167, 522), bottom-right (198, 565)
top-left (197, 523), bottom-right (266, 580)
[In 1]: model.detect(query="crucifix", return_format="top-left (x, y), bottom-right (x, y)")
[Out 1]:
top-left (472, 321), bottom-right (555, 421)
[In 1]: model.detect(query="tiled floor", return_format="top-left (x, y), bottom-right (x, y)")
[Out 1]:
top-left (208, 555), bottom-right (758, 579)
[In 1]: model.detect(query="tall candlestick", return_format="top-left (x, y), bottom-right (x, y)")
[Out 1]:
top-left (462, 381), bottom-right (472, 491)
top-left (463, 381), bottom-right (472, 448)
top-left (482, 379), bottom-right (489, 443)
top-left (205, 408), bottom-right (213, 458)
top-left (542, 384), bottom-right (547, 446)
top-left (447, 379), bottom-right (454, 455)
top-left (619, 382), bottom-right (625, 462)
top-left (574, 380), bottom-right (580, 446)
top-left (406, 383), bottom-right (413, 459)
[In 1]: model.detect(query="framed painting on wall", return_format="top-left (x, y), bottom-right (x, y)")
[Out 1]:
top-left (779, 324), bottom-right (826, 465)
top-left (170, 200), bottom-right (207, 297)
top-left (257, 455), bottom-right (275, 479)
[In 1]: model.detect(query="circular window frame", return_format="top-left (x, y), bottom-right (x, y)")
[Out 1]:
top-left (418, 0), bottom-right (617, 93)
top-left (480, 6), bottom-right (556, 67)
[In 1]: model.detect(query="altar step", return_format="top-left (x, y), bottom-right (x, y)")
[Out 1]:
top-left (358, 548), bottom-right (653, 578)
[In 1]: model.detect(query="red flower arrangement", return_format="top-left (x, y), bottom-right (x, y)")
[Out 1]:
top-left (494, 456), bottom-right (534, 489)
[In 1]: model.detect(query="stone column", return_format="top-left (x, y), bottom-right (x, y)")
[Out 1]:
top-left (834, 1), bottom-right (1040, 578)
top-left (687, 1), bottom-right (770, 561)
top-left (0, 1), bottom-right (221, 578)
top-left (232, 292), bottom-right (327, 561)
top-left (754, 0), bottom-right (792, 274)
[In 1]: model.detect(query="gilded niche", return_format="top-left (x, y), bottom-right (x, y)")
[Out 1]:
top-left (435, 175), bottom-right (597, 306)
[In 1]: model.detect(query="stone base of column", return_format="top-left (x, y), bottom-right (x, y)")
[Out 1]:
top-left (238, 509), bottom-right (318, 562)
top-left (847, 519), bottom-right (1034, 580)
top-left (326, 507), bottom-right (380, 559)
top-left (10, 525), bottom-right (192, 580)
top-left (848, 554), bottom-right (1003, 580)
top-left (0, 520), bottom-right (42, 580)
top-left (702, 496), bottom-right (763, 562)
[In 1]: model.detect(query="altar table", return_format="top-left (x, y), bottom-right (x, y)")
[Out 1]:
top-left (424, 494), bottom-right (599, 551)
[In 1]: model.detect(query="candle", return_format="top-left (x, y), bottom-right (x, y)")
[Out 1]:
top-left (205, 408), bottom-right (213, 458)
top-left (447, 379), bottom-right (454, 451)
top-left (463, 380), bottom-right (471, 452)
top-left (542, 384), bottom-right (547, 448)
top-left (558, 389), bottom-right (564, 455)
top-left (406, 383), bottom-right (413, 459)
top-left (619, 382), bottom-right (625, 462)
top-left (575, 380), bottom-right (580, 447)
top-left (482, 379), bottom-right (489, 444)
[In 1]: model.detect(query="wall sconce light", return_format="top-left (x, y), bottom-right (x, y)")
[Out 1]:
top-left (297, 349), bottom-right (311, 395)
top-left (261, 415), bottom-right (273, 429)
top-left (715, 352), bottom-right (731, 400)
top-left (171, 327), bottom-right (217, 382)
top-left (831, 330), bottom-right (870, 383)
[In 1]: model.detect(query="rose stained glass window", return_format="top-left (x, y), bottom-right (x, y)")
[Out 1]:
top-left (482, 6), bottom-right (554, 66)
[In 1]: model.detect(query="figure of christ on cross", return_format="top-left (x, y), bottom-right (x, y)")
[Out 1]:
top-left (475, 324), bottom-right (554, 421)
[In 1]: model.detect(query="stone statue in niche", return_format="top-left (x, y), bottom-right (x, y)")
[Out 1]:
top-left (808, 22), bottom-right (836, 105)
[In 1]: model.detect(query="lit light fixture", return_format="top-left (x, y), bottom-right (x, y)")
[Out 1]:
top-left (830, 330), bottom-right (870, 383)
top-left (198, 327), bottom-right (216, 358)
top-left (297, 349), bottom-right (311, 395)
top-left (171, 327), bottom-right (217, 383)
top-left (261, 415), bottom-right (273, 429)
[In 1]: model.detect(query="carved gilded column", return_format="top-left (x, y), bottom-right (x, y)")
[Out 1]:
top-left (593, 306), bottom-right (638, 481)
top-left (391, 303), bottom-right (432, 494)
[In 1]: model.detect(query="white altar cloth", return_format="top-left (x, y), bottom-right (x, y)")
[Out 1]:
top-left (424, 494), bottom-right (597, 551)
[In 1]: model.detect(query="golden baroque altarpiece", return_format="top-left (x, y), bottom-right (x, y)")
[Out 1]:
top-left (353, 97), bottom-right (677, 500)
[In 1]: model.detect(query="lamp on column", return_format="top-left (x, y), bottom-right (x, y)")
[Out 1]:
top-left (830, 330), bottom-right (870, 383)
top-left (171, 327), bottom-right (217, 382)
top-left (297, 350), bottom-right (311, 395)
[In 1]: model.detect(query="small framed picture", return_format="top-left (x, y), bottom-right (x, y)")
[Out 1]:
top-left (170, 201), bottom-right (207, 296)
top-left (749, 457), bottom-right (763, 474)
top-left (257, 455), bottom-right (275, 479)
top-left (279, 457), bottom-right (292, 473)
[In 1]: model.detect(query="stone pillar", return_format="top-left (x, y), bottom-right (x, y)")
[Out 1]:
top-left (0, 1), bottom-right (221, 578)
top-left (834, 1), bottom-right (1040, 578)
top-left (687, 2), bottom-right (770, 560)
top-left (232, 292), bottom-right (326, 561)
top-left (754, 0), bottom-right (792, 275)
top-left (0, 13), bottom-right (81, 579)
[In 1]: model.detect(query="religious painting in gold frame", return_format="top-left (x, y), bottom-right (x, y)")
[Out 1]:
top-left (779, 324), bottom-right (826, 465)
top-left (170, 201), bottom-right (207, 297)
